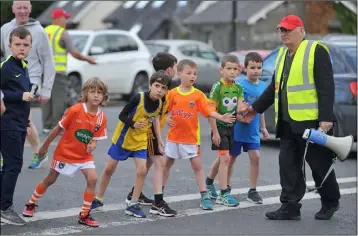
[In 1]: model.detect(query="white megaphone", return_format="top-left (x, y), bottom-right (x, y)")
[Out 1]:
top-left (302, 128), bottom-right (354, 162)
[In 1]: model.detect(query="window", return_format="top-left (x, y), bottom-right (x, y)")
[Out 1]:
top-left (69, 34), bottom-right (89, 52)
top-left (179, 44), bottom-right (199, 57)
top-left (72, 1), bottom-right (84, 7)
top-left (152, 1), bottom-right (165, 8)
top-left (177, 1), bottom-right (187, 7)
top-left (107, 34), bottom-right (139, 53)
top-left (57, 1), bottom-right (69, 7)
top-left (262, 50), bottom-right (277, 74)
top-left (135, 0), bottom-right (149, 9)
top-left (329, 45), bottom-right (356, 74)
top-left (90, 35), bottom-right (109, 54)
top-left (144, 43), bottom-right (170, 56)
top-left (123, 1), bottom-right (136, 9)
top-left (199, 50), bottom-right (219, 62)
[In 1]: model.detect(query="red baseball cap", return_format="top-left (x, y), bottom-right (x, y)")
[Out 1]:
top-left (51, 8), bottom-right (71, 19)
top-left (277, 15), bottom-right (304, 30)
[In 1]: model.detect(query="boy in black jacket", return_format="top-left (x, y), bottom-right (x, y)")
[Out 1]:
top-left (0, 27), bottom-right (34, 226)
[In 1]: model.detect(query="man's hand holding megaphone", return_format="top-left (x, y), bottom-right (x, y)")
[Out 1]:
top-left (319, 121), bottom-right (333, 133)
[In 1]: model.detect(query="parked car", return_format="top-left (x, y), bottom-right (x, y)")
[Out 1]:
top-left (67, 29), bottom-right (154, 103)
top-left (144, 40), bottom-right (222, 92)
top-left (229, 50), bottom-right (271, 71)
top-left (236, 43), bottom-right (357, 150)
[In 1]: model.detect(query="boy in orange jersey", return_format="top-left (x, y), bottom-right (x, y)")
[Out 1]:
top-left (22, 78), bottom-right (108, 227)
top-left (162, 59), bottom-right (236, 210)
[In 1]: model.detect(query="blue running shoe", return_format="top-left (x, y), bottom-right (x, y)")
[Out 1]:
top-left (200, 192), bottom-right (213, 210)
top-left (28, 153), bottom-right (48, 169)
top-left (91, 198), bottom-right (104, 210)
top-left (206, 184), bottom-right (218, 199)
top-left (216, 192), bottom-right (239, 207)
top-left (125, 203), bottom-right (146, 218)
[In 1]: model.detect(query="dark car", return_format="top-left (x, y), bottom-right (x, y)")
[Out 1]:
top-left (236, 43), bottom-right (357, 150)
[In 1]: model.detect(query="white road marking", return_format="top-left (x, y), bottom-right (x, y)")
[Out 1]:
top-left (15, 177), bottom-right (358, 223)
top-left (19, 187), bottom-right (356, 235)
top-left (24, 141), bottom-right (58, 148)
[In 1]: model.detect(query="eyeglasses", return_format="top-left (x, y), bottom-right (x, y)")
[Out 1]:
top-left (277, 27), bottom-right (292, 33)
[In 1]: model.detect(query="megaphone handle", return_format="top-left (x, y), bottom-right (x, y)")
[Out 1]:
top-left (302, 141), bottom-right (337, 192)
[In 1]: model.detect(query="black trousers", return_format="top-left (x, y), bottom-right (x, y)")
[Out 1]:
top-left (278, 122), bottom-right (340, 206)
top-left (0, 130), bottom-right (26, 210)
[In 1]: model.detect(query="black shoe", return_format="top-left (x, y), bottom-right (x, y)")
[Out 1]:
top-left (126, 192), bottom-right (154, 206)
top-left (265, 203), bottom-right (301, 220)
top-left (149, 201), bottom-right (177, 217)
top-left (315, 203), bottom-right (339, 220)
top-left (1, 206), bottom-right (26, 225)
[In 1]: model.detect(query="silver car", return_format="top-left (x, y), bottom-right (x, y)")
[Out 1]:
top-left (144, 40), bottom-right (222, 92)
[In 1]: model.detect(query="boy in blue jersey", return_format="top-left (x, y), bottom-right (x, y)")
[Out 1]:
top-left (93, 71), bottom-right (171, 218)
top-left (231, 52), bottom-right (269, 203)
top-left (1, 27), bottom-right (34, 225)
top-left (206, 52), bottom-right (269, 204)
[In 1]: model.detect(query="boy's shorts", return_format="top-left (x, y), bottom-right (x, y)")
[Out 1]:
top-left (165, 141), bottom-right (200, 160)
top-left (147, 137), bottom-right (162, 157)
top-left (230, 141), bottom-right (260, 157)
top-left (50, 159), bottom-right (95, 177)
top-left (211, 126), bottom-right (234, 154)
top-left (108, 143), bottom-right (147, 161)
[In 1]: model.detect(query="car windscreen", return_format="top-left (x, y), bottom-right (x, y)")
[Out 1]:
top-left (329, 45), bottom-right (356, 74)
top-left (144, 43), bottom-right (170, 56)
top-left (69, 34), bottom-right (89, 52)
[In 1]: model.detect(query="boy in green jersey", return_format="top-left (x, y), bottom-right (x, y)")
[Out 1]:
top-left (207, 54), bottom-right (244, 207)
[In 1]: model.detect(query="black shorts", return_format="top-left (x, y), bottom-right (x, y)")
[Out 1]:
top-left (147, 127), bottom-right (162, 157)
top-left (211, 125), bottom-right (234, 151)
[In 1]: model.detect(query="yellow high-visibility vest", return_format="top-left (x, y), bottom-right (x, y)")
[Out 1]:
top-left (45, 25), bottom-right (67, 72)
top-left (274, 40), bottom-right (330, 125)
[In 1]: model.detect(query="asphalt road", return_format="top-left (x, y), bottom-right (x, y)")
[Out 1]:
top-left (1, 106), bottom-right (357, 235)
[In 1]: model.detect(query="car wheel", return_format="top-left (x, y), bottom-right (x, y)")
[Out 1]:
top-left (123, 73), bottom-right (149, 101)
top-left (66, 74), bottom-right (82, 107)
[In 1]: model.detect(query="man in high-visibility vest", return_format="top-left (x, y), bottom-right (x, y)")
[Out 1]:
top-left (42, 9), bottom-right (96, 132)
top-left (239, 15), bottom-right (340, 220)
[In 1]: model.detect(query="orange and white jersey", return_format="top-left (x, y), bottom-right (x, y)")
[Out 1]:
top-left (166, 87), bottom-right (215, 145)
top-left (54, 103), bottom-right (107, 163)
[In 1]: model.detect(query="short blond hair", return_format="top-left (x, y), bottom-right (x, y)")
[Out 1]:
top-left (80, 77), bottom-right (109, 106)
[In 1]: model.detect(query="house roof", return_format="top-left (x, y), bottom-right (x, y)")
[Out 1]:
top-left (183, 1), bottom-right (273, 25)
top-left (37, 1), bottom-right (95, 25)
top-left (103, 0), bottom-right (203, 40)
top-left (183, 0), bottom-right (357, 25)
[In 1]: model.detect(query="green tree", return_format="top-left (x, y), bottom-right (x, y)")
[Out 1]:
top-left (1, 1), bottom-right (54, 26)
top-left (334, 2), bottom-right (357, 35)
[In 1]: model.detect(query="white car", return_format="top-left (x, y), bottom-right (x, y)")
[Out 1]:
top-left (66, 29), bottom-right (154, 103)
top-left (144, 40), bottom-right (222, 92)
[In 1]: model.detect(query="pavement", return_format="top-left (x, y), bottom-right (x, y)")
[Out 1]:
top-left (1, 106), bottom-right (357, 235)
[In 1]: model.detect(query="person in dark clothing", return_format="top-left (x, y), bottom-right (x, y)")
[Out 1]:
top-left (238, 15), bottom-right (340, 220)
top-left (0, 27), bottom-right (34, 225)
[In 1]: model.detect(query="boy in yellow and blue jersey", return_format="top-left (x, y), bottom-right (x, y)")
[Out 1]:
top-left (93, 70), bottom-right (171, 218)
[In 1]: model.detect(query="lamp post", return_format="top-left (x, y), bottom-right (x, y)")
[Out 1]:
top-left (231, 0), bottom-right (237, 51)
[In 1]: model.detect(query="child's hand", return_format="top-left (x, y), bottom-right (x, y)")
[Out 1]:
top-left (261, 128), bottom-right (269, 140)
top-left (22, 92), bottom-right (34, 102)
top-left (212, 132), bottom-right (221, 147)
top-left (133, 120), bottom-right (146, 129)
top-left (158, 139), bottom-right (165, 155)
top-left (166, 116), bottom-right (175, 127)
top-left (27, 126), bottom-right (31, 136)
top-left (221, 113), bottom-right (236, 123)
top-left (38, 145), bottom-right (48, 157)
top-left (87, 140), bottom-right (97, 154)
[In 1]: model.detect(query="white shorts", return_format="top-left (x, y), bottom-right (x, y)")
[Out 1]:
top-left (165, 141), bottom-right (200, 160)
top-left (50, 159), bottom-right (95, 177)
